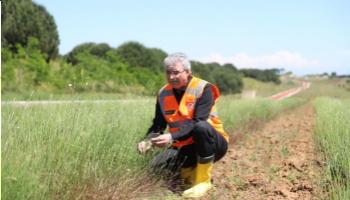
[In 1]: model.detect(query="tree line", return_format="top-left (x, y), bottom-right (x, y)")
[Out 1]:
top-left (1, 0), bottom-right (281, 95)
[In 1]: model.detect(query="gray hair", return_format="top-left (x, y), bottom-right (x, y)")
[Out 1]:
top-left (164, 52), bottom-right (191, 70)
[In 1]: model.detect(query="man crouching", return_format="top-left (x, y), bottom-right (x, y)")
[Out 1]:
top-left (138, 53), bottom-right (229, 198)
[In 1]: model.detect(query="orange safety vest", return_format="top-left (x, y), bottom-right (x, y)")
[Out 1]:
top-left (158, 76), bottom-right (229, 148)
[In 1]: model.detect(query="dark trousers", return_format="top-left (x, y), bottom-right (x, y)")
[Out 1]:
top-left (151, 121), bottom-right (228, 171)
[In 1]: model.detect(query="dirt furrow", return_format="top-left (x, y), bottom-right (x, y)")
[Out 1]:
top-left (206, 104), bottom-right (323, 200)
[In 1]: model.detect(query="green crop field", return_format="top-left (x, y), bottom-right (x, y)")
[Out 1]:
top-left (242, 77), bottom-right (298, 97)
top-left (314, 97), bottom-right (350, 199)
top-left (2, 78), bottom-right (350, 199)
top-left (2, 95), bottom-right (303, 199)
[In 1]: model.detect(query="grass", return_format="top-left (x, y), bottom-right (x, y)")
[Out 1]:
top-left (1, 91), bottom-right (151, 101)
top-left (296, 79), bottom-right (350, 100)
top-left (313, 97), bottom-right (350, 200)
top-left (280, 145), bottom-right (290, 159)
top-left (218, 96), bottom-right (304, 131)
top-left (2, 76), bottom-right (301, 101)
top-left (1, 100), bottom-right (160, 199)
top-left (1, 94), bottom-right (304, 199)
top-left (8, 78), bottom-right (349, 199)
top-left (267, 165), bottom-right (280, 181)
top-left (242, 77), bottom-right (298, 97)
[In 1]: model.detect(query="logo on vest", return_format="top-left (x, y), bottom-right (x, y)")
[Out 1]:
top-left (165, 110), bottom-right (176, 115)
top-left (186, 102), bottom-right (195, 110)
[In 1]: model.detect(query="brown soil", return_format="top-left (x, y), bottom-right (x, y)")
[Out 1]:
top-left (130, 103), bottom-right (324, 200)
top-left (203, 104), bottom-right (324, 200)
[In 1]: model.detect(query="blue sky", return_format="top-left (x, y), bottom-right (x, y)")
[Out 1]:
top-left (35, 0), bottom-right (350, 75)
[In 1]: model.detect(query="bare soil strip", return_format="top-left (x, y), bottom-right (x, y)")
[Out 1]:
top-left (205, 104), bottom-right (323, 200)
top-left (270, 81), bottom-right (310, 100)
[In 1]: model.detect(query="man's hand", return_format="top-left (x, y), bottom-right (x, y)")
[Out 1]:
top-left (151, 133), bottom-right (173, 147)
top-left (137, 132), bottom-right (162, 154)
top-left (137, 140), bottom-right (152, 154)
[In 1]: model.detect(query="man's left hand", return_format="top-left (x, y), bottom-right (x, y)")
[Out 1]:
top-left (137, 140), bottom-right (152, 154)
top-left (151, 133), bottom-right (173, 147)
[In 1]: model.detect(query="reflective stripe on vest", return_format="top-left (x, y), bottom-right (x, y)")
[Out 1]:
top-left (158, 76), bottom-right (229, 148)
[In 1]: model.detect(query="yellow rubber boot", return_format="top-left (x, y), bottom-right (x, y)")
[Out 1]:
top-left (183, 162), bottom-right (213, 198)
top-left (180, 167), bottom-right (195, 185)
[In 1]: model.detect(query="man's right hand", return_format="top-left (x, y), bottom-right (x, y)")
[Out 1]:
top-left (151, 133), bottom-right (173, 147)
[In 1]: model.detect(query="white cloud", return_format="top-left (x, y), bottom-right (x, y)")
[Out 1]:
top-left (340, 50), bottom-right (350, 56)
top-left (196, 51), bottom-right (320, 71)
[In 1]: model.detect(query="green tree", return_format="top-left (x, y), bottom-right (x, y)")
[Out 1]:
top-left (1, 37), bottom-right (50, 92)
top-left (191, 61), bottom-right (215, 83)
top-left (240, 68), bottom-right (281, 84)
top-left (191, 61), bottom-right (242, 93)
top-left (2, 0), bottom-right (60, 60)
top-left (1, 47), bottom-right (16, 91)
top-left (213, 70), bottom-right (242, 94)
top-left (148, 48), bottom-right (168, 71)
top-left (116, 41), bottom-right (163, 71)
top-left (65, 43), bottom-right (112, 65)
top-left (222, 63), bottom-right (238, 72)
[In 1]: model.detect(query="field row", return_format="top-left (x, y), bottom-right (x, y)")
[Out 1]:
top-left (314, 97), bottom-right (350, 199)
top-left (1, 97), bottom-right (303, 199)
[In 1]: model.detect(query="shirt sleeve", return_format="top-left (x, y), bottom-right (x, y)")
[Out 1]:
top-left (171, 84), bottom-right (214, 141)
top-left (145, 100), bottom-right (167, 137)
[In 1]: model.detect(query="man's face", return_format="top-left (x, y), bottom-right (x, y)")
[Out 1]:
top-left (165, 62), bottom-right (191, 89)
